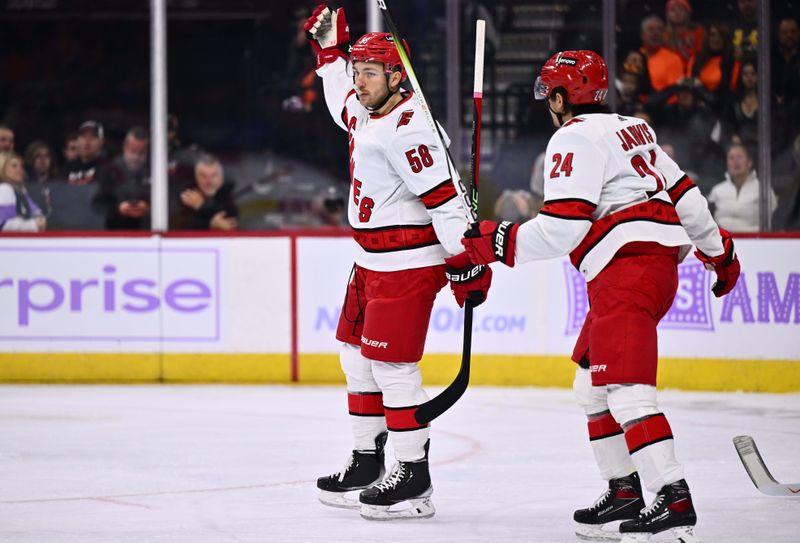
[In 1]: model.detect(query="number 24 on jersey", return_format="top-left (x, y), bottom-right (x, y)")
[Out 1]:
top-left (550, 152), bottom-right (574, 178)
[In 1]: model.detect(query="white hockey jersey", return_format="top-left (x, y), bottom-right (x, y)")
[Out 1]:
top-left (517, 113), bottom-right (725, 280)
top-left (317, 57), bottom-right (470, 272)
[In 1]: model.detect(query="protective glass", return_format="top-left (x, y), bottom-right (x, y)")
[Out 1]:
top-left (533, 76), bottom-right (548, 100)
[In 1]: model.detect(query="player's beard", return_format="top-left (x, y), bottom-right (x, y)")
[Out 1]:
top-left (359, 86), bottom-right (391, 110)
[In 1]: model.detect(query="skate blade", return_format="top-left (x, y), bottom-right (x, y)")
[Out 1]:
top-left (319, 490), bottom-right (361, 510)
top-left (620, 526), bottom-right (700, 543)
top-left (575, 521), bottom-right (623, 541)
top-left (360, 496), bottom-right (436, 521)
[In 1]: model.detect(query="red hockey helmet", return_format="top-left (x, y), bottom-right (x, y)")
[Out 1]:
top-left (534, 50), bottom-right (609, 105)
top-left (351, 32), bottom-right (408, 82)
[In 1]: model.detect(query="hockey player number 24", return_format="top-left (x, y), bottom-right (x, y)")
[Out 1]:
top-left (406, 145), bottom-right (434, 173)
top-left (550, 152), bottom-right (574, 178)
top-left (631, 150), bottom-right (665, 192)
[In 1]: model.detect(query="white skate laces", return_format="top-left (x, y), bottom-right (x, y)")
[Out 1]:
top-left (375, 462), bottom-right (406, 492)
top-left (336, 454), bottom-right (356, 483)
top-left (591, 488), bottom-right (612, 508)
top-left (638, 494), bottom-right (664, 517)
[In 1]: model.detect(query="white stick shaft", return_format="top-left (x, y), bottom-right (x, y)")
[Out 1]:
top-left (473, 20), bottom-right (486, 96)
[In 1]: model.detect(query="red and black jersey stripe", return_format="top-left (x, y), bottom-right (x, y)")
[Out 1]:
top-left (539, 198), bottom-right (597, 221)
top-left (418, 180), bottom-right (457, 209)
top-left (384, 405), bottom-right (428, 432)
top-left (352, 223), bottom-right (439, 253)
top-left (588, 410), bottom-right (624, 441)
top-left (569, 199), bottom-right (682, 270)
top-left (347, 391), bottom-right (384, 417)
top-left (623, 413), bottom-right (674, 454)
top-left (667, 175), bottom-right (697, 205)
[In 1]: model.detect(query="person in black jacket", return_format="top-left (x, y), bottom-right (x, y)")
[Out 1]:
top-left (178, 154), bottom-right (238, 230)
top-left (95, 126), bottom-right (151, 230)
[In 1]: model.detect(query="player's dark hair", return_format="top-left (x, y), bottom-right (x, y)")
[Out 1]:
top-left (552, 87), bottom-right (611, 116)
top-left (571, 103), bottom-right (612, 115)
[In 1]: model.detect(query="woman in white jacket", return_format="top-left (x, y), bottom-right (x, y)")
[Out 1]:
top-left (0, 152), bottom-right (46, 232)
top-left (708, 143), bottom-right (776, 231)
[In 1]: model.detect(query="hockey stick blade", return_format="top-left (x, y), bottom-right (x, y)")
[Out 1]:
top-left (733, 435), bottom-right (800, 497)
top-left (414, 301), bottom-right (473, 425)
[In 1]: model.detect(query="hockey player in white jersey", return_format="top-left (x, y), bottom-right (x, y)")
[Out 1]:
top-left (460, 51), bottom-right (741, 542)
top-left (304, 5), bottom-right (491, 520)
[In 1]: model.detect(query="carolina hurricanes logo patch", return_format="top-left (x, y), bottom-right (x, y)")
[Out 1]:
top-left (397, 110), bottom-right (414, 129)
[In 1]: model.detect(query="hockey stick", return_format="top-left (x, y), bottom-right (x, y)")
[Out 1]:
top-left (374, 0), bottom-right (485, 425)
top-left (375, 1), bottom-right (475, 224)
top-left (733, 435), bottom-right (800, 497)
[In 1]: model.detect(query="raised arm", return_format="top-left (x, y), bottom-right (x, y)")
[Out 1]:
top-left (306, 4), bottom-right (354, 131)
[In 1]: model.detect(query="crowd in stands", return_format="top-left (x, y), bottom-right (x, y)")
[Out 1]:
top-left (2, 1), bottom-right (798, 234)
top-left (499, 1), bottom-right (800, 232)
top-left (612, 0), bottom-right (799, 231)
top-left (0, 118), bottom-right (246, 233)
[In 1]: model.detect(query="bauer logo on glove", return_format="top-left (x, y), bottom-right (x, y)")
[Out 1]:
top-left (461, 220), bottom-right (519, 267)
top-left (444, 252), bottom-right (492, 308)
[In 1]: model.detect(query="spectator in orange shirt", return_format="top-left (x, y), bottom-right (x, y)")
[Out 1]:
top-left (664, 0), bottom-right (704, 68)
top-left (639, 15), bottom-right (685, 92)
top-left (688, 23), bottom-right (741, 113)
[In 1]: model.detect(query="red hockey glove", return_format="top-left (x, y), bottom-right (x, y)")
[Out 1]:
top-left (694, 228), bottom-right (741, 297)
top-left (460, 220), bottom-right (519, 267)
top-left (444, 252), bottom-right (492, 308)
top-left (304, 4), bottom-right (350, 68)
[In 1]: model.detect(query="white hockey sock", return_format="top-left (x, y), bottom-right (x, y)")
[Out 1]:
top-left (607, 384), bottom-right (685, 493)
top-left (628, 436), bottom-right (685, 493)
top-left (573, 368), bottom-right (636, 480)
top-left (340, 343), bottom-right (387, 450)
top-left (372, 360), bottom-right (430, 462)
top-left (591, 431), bottom-right (637, 481)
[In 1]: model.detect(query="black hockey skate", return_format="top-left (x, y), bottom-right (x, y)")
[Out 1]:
top-left (317, 431), bottom-right (387, 509)
top-left (619, 479), bottom-right (699, 542)
top-left (359, 440), bottom-right (434, 520)
top-left (574, 472), bottom-right (646, 541)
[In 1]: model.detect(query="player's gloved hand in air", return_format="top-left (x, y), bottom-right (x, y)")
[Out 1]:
top-left (304, 4), bottom-right (350, 68)
top-left (460, 220), bottom-right (519, 267)
top-left (694, 228), bottom-right (740, 297)
top-left (444, 252), bottom-right (492, 308)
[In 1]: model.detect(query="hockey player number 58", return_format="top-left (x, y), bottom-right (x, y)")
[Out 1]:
top-left (406, 145), bottom-right (434, 173)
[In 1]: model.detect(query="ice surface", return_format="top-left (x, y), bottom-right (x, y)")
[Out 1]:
top-left (0, 385), bottom-right (798, 542)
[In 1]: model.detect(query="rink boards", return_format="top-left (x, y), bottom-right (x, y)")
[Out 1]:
top-left (0, 233), bottom-right (798, 391)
